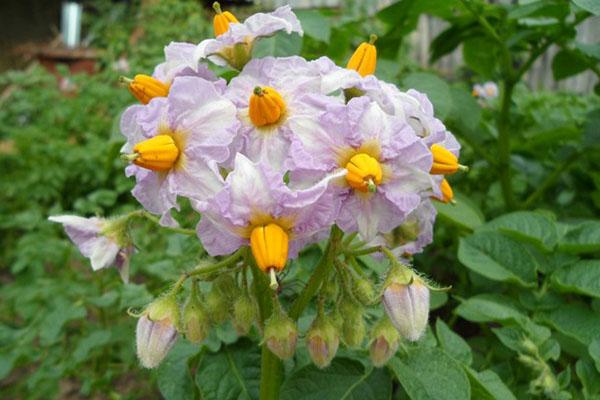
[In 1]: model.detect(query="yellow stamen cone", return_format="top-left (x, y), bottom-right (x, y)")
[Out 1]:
top-left (248, 86), bottom-right (286, 127)
top-left (346, 34), bottom-right (377, 77)
top-left (430, 144), bottom-right (467, 175)
top-left (213, 2), bottom-right (239, 37)
top-left (345, 153), bottom-right (383, 193)
top-left (440, 179), bottom-right (455, 204)
top-left (131, 135), bottom-right (180, 171)
top-left (250, 223), bottom-right (289, 274)
top-left (121, 74), bottom-right (170, 105)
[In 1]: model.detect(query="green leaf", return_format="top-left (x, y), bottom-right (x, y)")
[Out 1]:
top-left (388, 348), bottom-right (470, 400)
top-left (39, 301), bottom-right (87, 345)
top-left (436, 319), bottom-right (473, 365)
top-left (588, 339), bottom-right (600, 372)
top-left (479, 211), bottom-right (558, 251)
top-left (458, 231), bottom-right (538, 287)
top-left (456, 295), bottom-right (550, 343)
top-left (462, 37), bottom-right (497, 78)
top-left (296, 10), bottom-right (330, 43)
top-left (576, 359), bottom-right (600, 398)
top-left (572, 0), bottom-right (600, 15)
top-left (195, 339), bottom-right (260, 400)
top-left (434, 192), bottom-right (485, 231)
top-left (447, 86), bottom-right (482, 133)
top-left (552, 260), bottom-right (600, 298)
top-left (253, 32), bottom-right (303, 58)
top-left (73, 330), bottom-right (112, 363)
top-left (402, 72), bottom-right (452, 119)
top-left (158, 341), bottom-right (199, 400)
top-left (576, 42), bottom-right (600, 60)
top-left (540, 304), bottom-right (600, 347)
top-left (558, 221), bottom-right (600, 253)
top-left (280, 358), bottom-right (392, 400)
top-left (465, 368), bottom-right (517, 400)
top-left (552, 49), bottom-right (591, 80)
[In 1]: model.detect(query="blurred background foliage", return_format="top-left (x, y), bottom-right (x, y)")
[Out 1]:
top-left (0, 0), bottom-right (599, 398)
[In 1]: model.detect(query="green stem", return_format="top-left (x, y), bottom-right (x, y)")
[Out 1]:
top-left (289, 225), bottom-right (344, 320)
top-left (132, 210), bottom-right (196, 236)
top-left (497, 80), bottom-right (516, 210)
top-left (187, 248), bottom-right (245, 277)
top-left (345, 245), bottom-right (382, 257)
top-left (521, 151), bottom-right (580, 209)
top-left (251, 260), bottom-right (283, 400)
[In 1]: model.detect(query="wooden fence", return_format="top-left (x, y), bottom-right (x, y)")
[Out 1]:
top-left (258, 0), bottom-right (600, 93)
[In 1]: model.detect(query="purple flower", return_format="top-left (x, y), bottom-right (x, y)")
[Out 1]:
top-left (288, 97), bottom-right (434, 242)
top-left (120, 76), bottom-right (239, 226)
top-left (154, 42), bottom-right (224, 87)
top-left (48, 215), bottom-right (132, 282)
top-left (224, 56), bottom-right (341, 171)
top-left (195, 5), bottom-right (303, 69)
top-left (196, 153), bottom-right (343, 260)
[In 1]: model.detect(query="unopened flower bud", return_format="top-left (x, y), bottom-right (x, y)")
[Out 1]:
top-left (264, 301), bottom-right (297, 360)
top-left (382, 267), bottom-right (429, 342)
top-left (182, 286), bottom-right (210, 344)
top-left (233, 293), bottom-right (257, 335)
top-left (205, 286), bottom-right (230, 324)
top-left (306, 314), bottom-right (339, 368)
top-left (369, 317), bottom-right (400, 367)
top-left (136, 295), bottom-right (179, 369)
top-left (340, 298), bottom-right (366, 348)
top-left (353, 277), bottom-right (375, 305)
top-left (321, 274), bottom-right (338, 300)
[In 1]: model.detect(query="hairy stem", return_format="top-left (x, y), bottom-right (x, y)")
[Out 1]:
top-left (289, 225), bottom-right (344, 320)
top-left (497, 80), bottom-right (516, 210)
top-left (251, 260), bottom-right (283, 400)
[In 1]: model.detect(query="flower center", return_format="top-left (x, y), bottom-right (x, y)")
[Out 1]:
top-left (122, 74), bottom-right (170, 105)
top-left (250, 223), bottom-right (289, 288)
top-left (430, 144), bottom-right (460, 175)
top-left (212, 2), bottom-right (239, 37)
top-left (346, 34), bottom-right (378, 77)
top-left (345, 153), bottom-right (383, 193)
top-left (248, 86), bottom-right (286, 128)
top-left (131, 135), bottom-right (180, 171)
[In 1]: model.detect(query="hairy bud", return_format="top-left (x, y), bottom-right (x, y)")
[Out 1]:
top-left (264, 302), bottom-right (298, 360)
top-left (369, 317), bottom-right (400, 367)
top-left (353, 277), bottom-right (375, 305)
top-left (340, 298), bottom-right (366, 348)
top-left (205, 286), bottom-right (230, 324)
top-left (306, 314), bottom-right (339, 368)
top-left (233, 293), bottom-right (257, 335)
top-left (382, 267), bottom-right (430, 342)
top-left (136, 295), bottom-right (179, 369)
top-left (182, 286), bottom-right (210, 344)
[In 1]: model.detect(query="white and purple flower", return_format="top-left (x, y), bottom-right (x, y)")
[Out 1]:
top-left (49, 215), bottom-right (132, 282)
top-left (120, 76), bottom-right (239, 226)
top-left (195, 5), bottom-right (303, 70)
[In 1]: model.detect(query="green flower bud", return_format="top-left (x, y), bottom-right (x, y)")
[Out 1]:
top-left (369, 317), bottom-right (400, 367)
top-left (353, 277), bottom-right (375, 305)
top-left (205, 286), bottom-right (230, 324)
top-left (382, 267), bottom-right (429, 342)
top-left (136, 295), bottom-right (179, 369)
top-left (321, 273), bottom-right (338, 300)
top-left (264, 303), bottom-right (298, 360)
top-left (233, 293), bottom-right (257, 336)
top-left (306, 314), bottom-right (339, 368)
top-left (340, 298), bottom-right (365, 348)
top-left (182, 289), bottom-right (210, 344)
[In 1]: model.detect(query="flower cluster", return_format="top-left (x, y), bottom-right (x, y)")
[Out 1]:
top-left (50, 3), bottom-right (466, 370)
